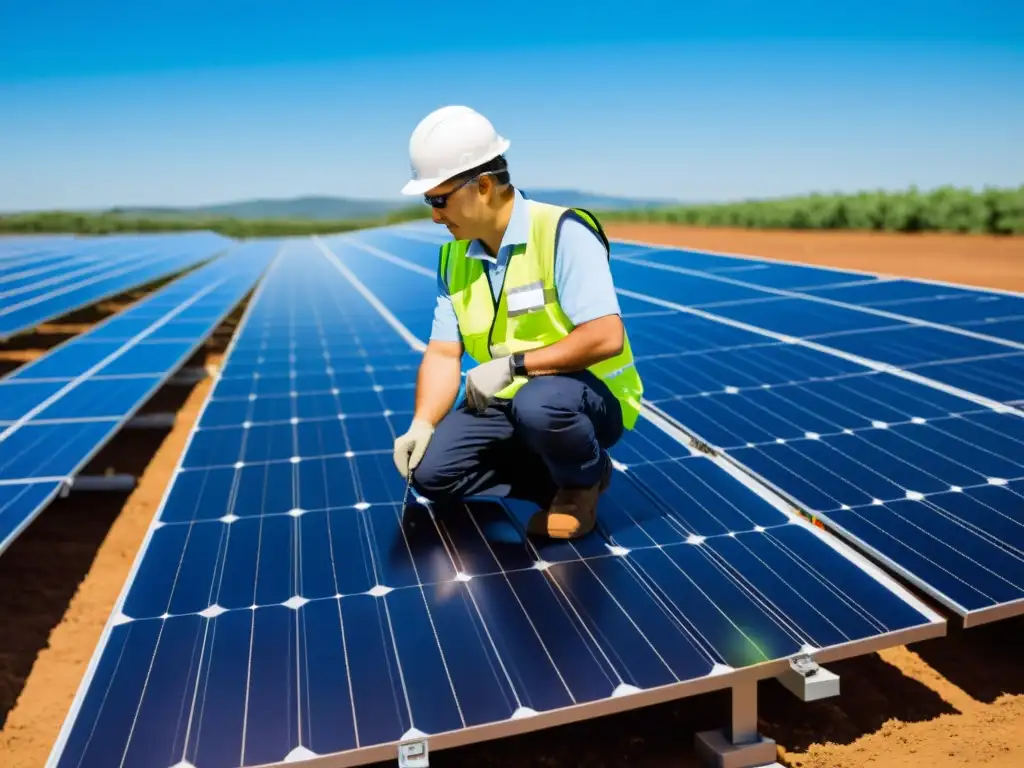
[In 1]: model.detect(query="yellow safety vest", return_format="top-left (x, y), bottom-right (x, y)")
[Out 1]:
top-left (438, 200), bottom-right (644, 429)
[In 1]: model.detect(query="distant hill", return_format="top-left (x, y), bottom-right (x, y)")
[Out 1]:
top-left (103, 195), bottom-right (407, 221)
top-left (95, 189), bottom-right (675, 221)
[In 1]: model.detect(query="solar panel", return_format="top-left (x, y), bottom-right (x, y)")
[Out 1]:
top-left (610, 251), bottom-right (1024, 405)
top-left (0, 231), bottom-right (235, 341)
top-left (602, 255), bottom-right (1024, 627)
top-left (330, 225), bottom-right (1024, 630)
top-left (48, 236), bottom-right (943, 768)
top-left (0, 240), bottom-right (278, 554)
top-left (0, 235), bottom-right (79, 260)
top-left (0, 251), bottom-right (104, 286)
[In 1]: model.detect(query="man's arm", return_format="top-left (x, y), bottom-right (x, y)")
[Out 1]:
top-left (521, 215), bottom-right (625, 376)
top-left (413, 272), bottom-right (464, 425)
top-left (414, 340), bottom-right (463, 425)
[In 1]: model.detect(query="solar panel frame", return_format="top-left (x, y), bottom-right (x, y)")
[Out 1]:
top-left (0, 241), bottom-right (279, 555)
top-left (46, 237), bottom-right (946, 768)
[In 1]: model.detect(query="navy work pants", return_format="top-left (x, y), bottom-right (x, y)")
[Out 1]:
top-left (411, 371), bottom-right (624, 508)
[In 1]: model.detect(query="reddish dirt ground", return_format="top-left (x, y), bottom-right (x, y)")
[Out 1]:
top-left (605, 223), bottom-right (1024, 292)
top-left (0, 228), bottom-right (1022, 768)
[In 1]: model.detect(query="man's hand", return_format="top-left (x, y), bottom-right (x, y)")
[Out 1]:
top-left (393, 418), bottom-right (435, 478)
top-left (465, 355), bottom-right (515, 412)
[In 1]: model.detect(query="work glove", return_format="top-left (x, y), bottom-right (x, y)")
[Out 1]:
top-left (465, 355), bottom-right (515, 413)
top-left (393, 418), bottom-right (434, 478)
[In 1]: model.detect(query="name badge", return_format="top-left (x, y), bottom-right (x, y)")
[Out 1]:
top-left (507, 281), bottom-right (546, 315)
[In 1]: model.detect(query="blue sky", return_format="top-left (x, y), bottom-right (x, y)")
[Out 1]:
top-left (1, 1), bottom-right (1022, 211)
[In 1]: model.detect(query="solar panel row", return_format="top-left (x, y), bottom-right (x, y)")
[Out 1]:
top-left (0, 239), bottom-right (278, 554)
top-left (45, 236), bottom-right (944, 768)
top-left (0, 234), bottom-right (79, 260)
top-left (0, 231), bottom-right (235, 341)
top-left (0, 246), bottom-right (188, 302)
top-left (366, 223), bottom-right (1024, 629)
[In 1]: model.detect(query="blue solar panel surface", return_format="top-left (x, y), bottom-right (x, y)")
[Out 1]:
top-left (0, 231), bottom-right (235, 341)
top-left (47, 236), bottom-right (943, 768)
top-left (357, 222), bottom-right (1024, 628)
top-left (0, 235), bottom-right (79, 261)
top-left (0, 240), bottom-right (277, 554)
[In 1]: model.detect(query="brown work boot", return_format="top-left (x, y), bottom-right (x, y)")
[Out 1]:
top-left (527, 456), bottom-right (612, 539)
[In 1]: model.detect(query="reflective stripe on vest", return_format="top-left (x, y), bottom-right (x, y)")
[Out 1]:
top-left (439, 200), bottom-right (644, 429)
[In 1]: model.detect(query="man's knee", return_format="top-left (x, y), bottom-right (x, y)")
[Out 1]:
top-left (510, 375), bottom-right (584, 434)
top-left (409, 443), bottom-right (456, 501)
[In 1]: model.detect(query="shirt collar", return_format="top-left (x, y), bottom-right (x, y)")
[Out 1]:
top-left (466, 187), bottom-right (530, 262)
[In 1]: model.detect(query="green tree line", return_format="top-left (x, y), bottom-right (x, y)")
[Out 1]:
top-left (3, 185), bottom-right (1022, 237)
top-left (599, 184), bottom-right (1024, 235)
top-left (0, 205), bottom-right (432, 237)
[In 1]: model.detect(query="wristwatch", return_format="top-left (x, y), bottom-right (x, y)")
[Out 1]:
top-left (511, 352), bottom-right (528, 377)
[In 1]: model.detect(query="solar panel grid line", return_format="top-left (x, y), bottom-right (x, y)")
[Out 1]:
top-left (615, 286), bottom-right (1024, 419)
top-left (44, 240), bottom-right (283, 768)
top-left (0, 244), bottom-right (101, 267)
top-left (0, 253), bottom-right (107, 285)
top-left (47, 237), bottom-right (945, 768)
top-left (654, 398), bottom-right (1024, 513)
top-left (670, 406), bottom-right (997, 455)
top-left (0, 243), bottom-right (177, 302)
top-left (340, 238), bottom-right (436, 278)
top-left (620, 405), bottom-right (950, 629)
top-left (0, 236), bottom-right (234, 341)
top-left (642, 400), bottom-right (1024, 627)
top-left (0, 246), bottom-right (164, 300)
top-left (0, 243), bottom-right (278, 553)
top-left (900, 348), bottom-right (1024, 369)
top-left (609, 235), bottom-right (1024, 300)
top-left (0, 480), bottom-right (65, 555)
top-left (618, 255), bottom-right (1024, 351)
top-left (783, 277), bottom-right (893, 292)
top-left (4, 257), bottom-right (253, 386)
top-left (311, 235), bottom-right (428, 352)
top-left (655, 367), bottom-right (997, 432)
top-left (0, 276), bottom-right (229, 441)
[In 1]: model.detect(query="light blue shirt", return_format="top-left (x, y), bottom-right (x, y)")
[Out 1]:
top-left (430, 188), bottom-right (621, 343)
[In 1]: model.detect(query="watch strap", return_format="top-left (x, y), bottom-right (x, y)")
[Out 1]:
top-left (511, 353), bottom-right (528, 377)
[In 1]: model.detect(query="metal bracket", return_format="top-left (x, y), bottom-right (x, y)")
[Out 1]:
top-left (397, 738), bottom-right (429, 767)
top-left (695, 680), bottom-right (777, 768)
top-left (126, 413), bottom-right (177, 429)
top-left (168, 366), bottom-right (211, 386)
top-left (66, 474), bottom-right (138, 493)
top-left (777, 652), bottom-right (840, 702)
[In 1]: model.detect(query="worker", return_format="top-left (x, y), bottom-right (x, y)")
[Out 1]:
top-left (391, 106), bottom-right (644, 540)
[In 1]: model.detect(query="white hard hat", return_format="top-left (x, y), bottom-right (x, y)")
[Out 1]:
top-left (400, 105), bottom-right (511, 196)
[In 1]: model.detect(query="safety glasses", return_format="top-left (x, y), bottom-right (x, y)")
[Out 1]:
top-left (423, 174), bottom-right (481, 209)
